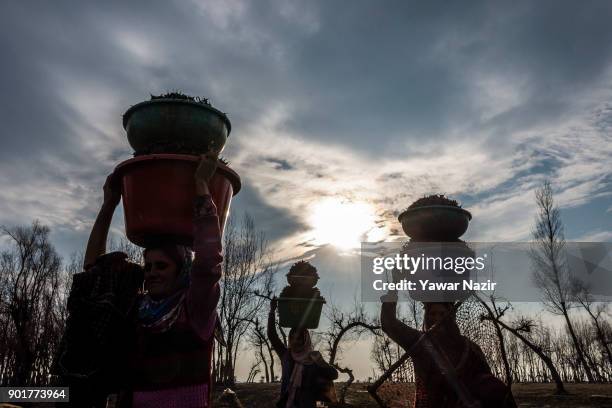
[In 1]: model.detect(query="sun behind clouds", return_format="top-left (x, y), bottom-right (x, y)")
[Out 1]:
top-left (308, 197), bottom-right (385, 250)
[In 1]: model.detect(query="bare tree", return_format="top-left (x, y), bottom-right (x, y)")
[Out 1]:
top-left (477, 295), bottom-right (513, 385)
top-left (244, 316), bottom-right (276, 382)
top-left (370, 336), bottom-right (412, 382)
top-left (0, 221), bottom-right (65, 386)
top-left (478, 298), bottom-right (567, 394)
top-left (571, 278), bottom-right (612, 370)
top-left (323, 298), bottom-right (380, 403)
top-left (214, 213), bottom-right (276, 385)
top-left (246, 360), bottom-right (262, 383)
top-left (531, 180), bottom-right (595, 382)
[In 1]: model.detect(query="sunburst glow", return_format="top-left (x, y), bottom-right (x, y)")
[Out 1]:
top-left (309, 198), bottom-right (382, 250)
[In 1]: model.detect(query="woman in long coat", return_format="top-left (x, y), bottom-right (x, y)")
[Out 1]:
top-left (57, 154), bottom-right (222, 407)
top-left (380, 291), bottom-right (516, 408)
top-left (267, 298), bottom-right (338, 408)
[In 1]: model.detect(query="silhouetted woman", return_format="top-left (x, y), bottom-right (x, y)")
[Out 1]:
top-left (380, 291), bottom-right (516, 408)
top-left (267, 298), bottom-right (338, 408)
top-left (57, 154), bottom-right (222, 407)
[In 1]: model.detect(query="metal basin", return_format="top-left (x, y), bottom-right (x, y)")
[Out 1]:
top-left (123, 99), bottom-right (231, 155)
top-left (398, 205), bottom-right (472, 240)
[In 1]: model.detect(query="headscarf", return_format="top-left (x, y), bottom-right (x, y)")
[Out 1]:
top-left (286, 329), bottom-right (316, 408)
top-left (138, 244), bottom-right (193, 333)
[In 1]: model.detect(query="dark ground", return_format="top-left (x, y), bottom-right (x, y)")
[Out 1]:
top-left (212, 382), bottom-right (612, 408)
top-left (3, 383), bottom-right (611, 407)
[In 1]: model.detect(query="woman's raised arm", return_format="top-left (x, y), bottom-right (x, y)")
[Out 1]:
top-left (267, 298), bottom-right (287, 357)
top-left (83, 174), bottom-right (121, 269)
top-left (186, 153), bottom-right (224, 339)
top-left (380, 291), bottom-right (422, 352)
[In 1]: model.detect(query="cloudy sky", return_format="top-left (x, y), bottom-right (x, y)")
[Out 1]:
top-left (1, 1), bottom-right (612, 380)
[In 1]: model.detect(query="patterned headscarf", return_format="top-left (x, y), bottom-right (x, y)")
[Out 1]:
top-left (138, 244), bottom-right (193, 333)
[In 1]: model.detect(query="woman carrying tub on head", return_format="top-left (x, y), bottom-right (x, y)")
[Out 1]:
top-left (56, 153), bottom-right (223, 408)
top-left (380, 291), bottom-right (516, 408)
top-left (267, 298), bottom-right (338, 408)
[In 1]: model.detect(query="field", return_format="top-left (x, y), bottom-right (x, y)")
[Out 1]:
top-left (213, 383), bottom-right (612, 408)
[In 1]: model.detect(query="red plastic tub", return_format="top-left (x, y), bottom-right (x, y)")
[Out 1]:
top-left (114, 154), bottom-right (241, 247)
